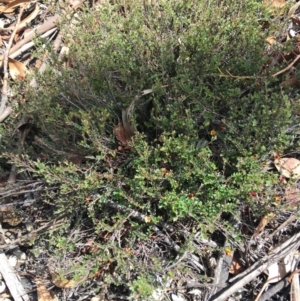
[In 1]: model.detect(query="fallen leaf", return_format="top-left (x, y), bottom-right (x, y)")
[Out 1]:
top-left (36, 278), bottom-right (54, 301)
top-left (280, 77), bottom-right (300, 88)
top-left (144, 216), bottom-right (151, 223)
top-left (266, 36), bottom-right (279, 45)
top-left (17, 3), bottom-right (39, 30)
top-left (225, 248), bottom-right (232, 257)
top-left (49, 269), bottom-right (87, 288)
top-left (2, 0), bottom-right (33, 11)
top-left (8, 57), bottom-right (27, 80)
top-left (274, 157), bottom-right (300, 179)
top-left (229, 255), bottom-right (244, 275)
top-left (253, 213), bottom-right (275, 237)
top-left (263, 0), bottom-right (286, 15)
top-left (285, 183), bottom-right (300, 208)
top-left (0, 5), bottom-right (14, 12)
top-left (113, 122), bottom-right (131, 146)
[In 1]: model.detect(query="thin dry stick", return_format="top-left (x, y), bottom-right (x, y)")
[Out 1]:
top-left (209, 232), bottom-right (300, 301)
top-left (272, 54), bottom-right (300, 77)
top-left (0, 15), bottom-right (58, 61)
top-left (0, 6), bottom-right (24, 120)
top-left (0, 253), bottom-right (30, 301)
top-left (10, 27), bottom-right (57, 60)
top-left (268, 214), bottom-right (297, 240)
top-left (217, 67), bottom-right (260, 79)
top-left (219, 53), bottom-right (300, 80)
top-left (0, 212), bottom-right (67, 250)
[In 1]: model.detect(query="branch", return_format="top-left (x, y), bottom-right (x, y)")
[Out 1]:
top-left (0, 6), bottom-right (24, 117)
top-left (217, 68), bottom-right (261, 80)
top-left (272, 54), bottom-right (300, 77)
top-left (208, 232), bottom-right (300, 301)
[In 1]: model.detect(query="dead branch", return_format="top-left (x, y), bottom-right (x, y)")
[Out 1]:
top-left (0, 252), bottom-right (30, 301)
top-left (272, 54), bottom-right (300, 77)
top-left (217, 67), bottom-right (262, 79)
top-left (208, 232), bottom-right (300, 301)
top-left (0, 15), bottom-right (58, 62)
top-left (0, 6), bottom-right (24, 121)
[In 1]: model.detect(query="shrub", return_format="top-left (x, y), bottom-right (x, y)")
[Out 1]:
top-left (2, 0), bottom-right (298, 298)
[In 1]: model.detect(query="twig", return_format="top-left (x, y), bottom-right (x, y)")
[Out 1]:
top-left (289, 269), bottom-right (300, 283)
top-left (217, 67), bottom-right (262, 79)
top-left (208, 232), bottom-right (300, 301)
top-left (254, 276), bottom-right (284, 301)
top-left (272, 54), bottom-right (300, 77)
top-left (290, 269), bottom-right (300, 301)
top-left (0, 15), bottom-right (58, 62)
top-left (9, 27), bottom-right (57, 60)
top-left (219, 53), bottom-right (300, 80)
top-left (0, 252), bottom-right (30, 301)
top-left (0, 213), bottom-right (67, 250)
top-left (268, 214), bottom-right (297, 240)
top-left (259, 276), bottom-right (290, 301)
top-left (0, 6), bottom-right (24, 120)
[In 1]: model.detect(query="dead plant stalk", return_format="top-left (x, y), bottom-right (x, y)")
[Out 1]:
top-left (0, 5), bottom-right (24, 122)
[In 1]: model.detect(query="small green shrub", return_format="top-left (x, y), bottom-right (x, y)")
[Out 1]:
top-left (2, 0), bottom-right (298, 298)
top-left (129, 276), bottom-right (154, 299)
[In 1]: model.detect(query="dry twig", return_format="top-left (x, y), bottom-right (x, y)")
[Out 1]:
top-left (272, 54), bottom-right (300, 77)
top-left (0, 6), bottom-right (24, 121)
top-left (208, 232), bottom-right (300, 301)
top-left (0, 252), bottom-right (30, 301)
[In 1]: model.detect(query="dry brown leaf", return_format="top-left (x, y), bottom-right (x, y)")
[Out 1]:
top-left (49, 269), bottom-right (89, 288)
top-left (2, 4), bottom-right (39, 31)
top-left (36, 279), bottom-right (54, 301)
top-left (280, 77), bottom-right (300, 88)
top-left (144, 216), bottom-right (152, 223)
top-left (266, 36), bottom-right (278, 45)
top-left (285, 184), bottom-right (300, 208)
top-left (274, 157), bottom-right (300, 179)
top-left (8, 57), bottom-right (27, 80)
top-left (253, 213), bottom-right (275, 237)
top-left (0, 0), bottom-right (16, 3)
top-left (17, 3), bottom-right (39, 30)
top-left (229, 255), bottom-right (244, 275)
top-left (50, 272), bottom-right (79, 288)
top-left (2, 0), bottom-right (33, 11)
top-left (113, 122), bottom-right (131, 146)
top-left (0, 5), bottom-right (14, 12)
top-left (263, 0), bottom-right (286, 15)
